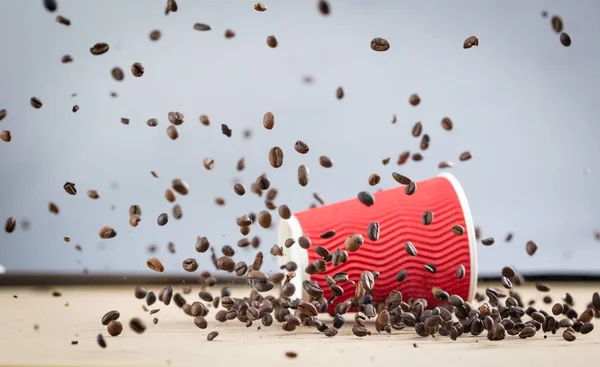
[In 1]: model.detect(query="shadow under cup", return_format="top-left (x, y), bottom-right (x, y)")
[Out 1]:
top-left (277, 172), bottom-right (477, 313)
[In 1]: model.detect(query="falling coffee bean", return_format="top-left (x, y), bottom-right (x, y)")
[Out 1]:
top-left (130, 62), bottom-right (145, 78)
top-left (404, 242), bottom-right (417, 256)
top-left (107, 320), bottom-right (123, 336)
top-left (182, 258), bottom-right (199, 272)
top-left (149, 30), bottom-right (161, 41)
top-left (44, 0), bottom-right (57, 12)
top-left (129, 318), bottom-right (146, 334)
top-left (319, 156), bottom-right (333, 168)
top-left (98, 226), bottom-right (116, 239)
top-left (456, 264), bottom-right (466, 279)
top-left (297, 165), bottom-right (309, 186)
top-left (320, 230), bottom-right (336, 239)
top-left (111, 67), bottom-right (124, 81)
top-left (367, 222), bottom-right (380, 241)
top-left (501, 276), bottom-right (513, 289)
top-left (370, 38), bottom-right (390, 52)
top-left (411, 122), bottom-right (422, 137)
top-left (336, 87), bottom-right (344, 100)
top-left (233, 183), bottom-right (246, 196)
top-left (357, 191), bottom-right (374, 207)
top-left (30, 97), bottom-right (43, 109)
top-left (463, 36), bottom-right (479, 49)
top-left (318, 0), bottom-right (330, 15)
top-left (263, 112), bottom-right (275, 130)
top-left (344, 234), bottom-right (364, 252)
top-left (90, 43), bottom-right (109, 55)
top-left (171, 179), bottom-right (189, 195)
top-left (157, 213), bottom-right (168, 226)
top-left (421, 211), bottom-right (433, 225)
top-left (298, 236), bottom-right (311, 249)
top-left (193, 23), bottom-right (211, 31)
top-left (535, 283), bottom-right (551, 292)
top-left (368, 174), bottom-right (381, 186)
top-left (551, 16), bottom-right (563, 33)
top-left (254, 2), bottom-right (267, 11)
top-left (96, 334), bottom-right (106, 348)
top-left (0, 109), bottom-right (6, 121)
top-left (267, 36), bottom-right (278, 48)
top-left (134, 286), bottom-right (147, 299)
top-left (481, 238), bottom-right (495, 246)
top-left (269, 147), bottom-right (284, 168)
top-left (398, 151), bottom-right (410, 165)
top-left (560, 33), bottom-right (571, 47)
top-left (147, 118), bottom-right (159, 127)
top-left (396, 270), bottom-right (408, 282)
top-left (207, 331), bottom-right (219, 341)
top-left (424, 263), bottom-right (437, 274)
top-left (256, 174), bottom-right (270, 190)
top-left (146, 257), bottom-right (165, 273)
top-left (459, 151), bottom-right (472, 161)
top-left (441, 117), bottom-right (453, 131)
top-left (258, 211), bottom-right (272, 229)
top-left (526, 241), bottom-right (538, 256)
top-left (63, 182), bottom-right (77, 195)
top-left (224, 29), bottom-right (236, 38)
top-left (101, 310), bottom-right (120, 326)
top-left (452, 225), bottom-right (464, 236)
top-left (4, 217), bottom-right (16, 233)
top-left (420, 134), bottom-right (430, 150)
top-left (294, 140), bottom-right (310, 154)
top-left (404, 181), bottom-right (416, 195)
top-left (392, 172), bottom-right (412, 185)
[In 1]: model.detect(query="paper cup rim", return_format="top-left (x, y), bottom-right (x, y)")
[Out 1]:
top-left (277, 172), bottom-right (478, 303)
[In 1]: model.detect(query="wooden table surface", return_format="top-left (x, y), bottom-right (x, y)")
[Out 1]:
top-left (1, 282), bottom-right (598, 367)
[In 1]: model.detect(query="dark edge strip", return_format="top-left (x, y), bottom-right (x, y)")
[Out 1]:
top-left (0, 274), bottom-right (246, 287)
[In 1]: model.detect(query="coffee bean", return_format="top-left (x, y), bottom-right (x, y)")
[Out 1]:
top-left (107, 320), bottom-right (122, 336)
top-left (254, 2), bottom-right (267, 11)
top-left (336, 87), bottom-right (344, 100)
top-left (28, 96), bottom-right (43, 110)
top-left (562, 330), bottom-right (576, 342)
top-left (44, 0), bottom-right (57, 12)
top-left (318, 0), bottom-right (330, 15)
top-left (223, 29), bottom-right (236, 38)
top-left (581, 322), bottom-right (594, 334)
top-left (395, 151), bottom-right (409, 165)
top-left (134, 286), bottom-right (147, 299)
top-left (560, 32), bottom-right (571, 47)
top-left (170, 179), bottom-right (189, 196)
top-left (500, 266), bottom-right (515, 278)
top-left (421, 211), bottom-right (433, 225)
top-left (146, 118), bottom-right (159, 127)
top-left (257, 211), bottom-right (272, 229)
top-left (412, 153), bottom-right (423, 162)
top-left (411, 122), bottom-right (423, 137)
top-left (297, 236), bottom-right (311, 249)
top-left (146, 257), bottom-right (165, 272)
top-left (0, 109), bottom-right (6, 121)
top-left (231, 183), bottom-right (245, 196)
top-left (392, 172), bottom-right (412, 185)
top-left (145, 291), bottom-right (156, 306)
top-left (129, 62), bottom-right (145, 77)
top-left (268, 146), bottom-right (284, 168)
top-left (419, 134), bottom-right (430, 150)
top-left (255, 174), bottom-right (270, 190)
top-left (352, 325), bottom-right (371, 337)
top-left (438, 160), bottom-right (453, 168)
top-left (396, 269), bottom-right (408, 282)
top-left (294, 140), bottom-right (310, 154)
top-left (459, 151), bottom-right (472, 161)
top-left (167, 125), bottom-right (179, 139)
top-left (193, 23), bottom-right (211, 31)
top-left (217, 256), bottom-right (235, 272)
top-left (526, 240), bottom-right (538, 256)
top-left (456, 264), bottom-right (466, 279)
top-left (98, 225), bottom-right (117, 239)
top-left (404, 181), bottom-right (416, 195)
top-left (157, 213), bottom-right (168, 226)
top-left (482, 238), bottom-right (495, 246)
top-left (344, 234), bottom-right (364, 252)
top-left (424, 263), bottom-right (437, 274)
top-left (182, 258), bottom-right (199, 272)
top-left (164, 189), bottom-right (176, 203)
top-left (70, 104), bottom-right (79, 113)
top-left (450, 225), bottom-right (464, 236)
top-left (591, 292), bottom-right (600, 311)
top-left (441, 117), bottom-right (453, 131)
top-left (96, 334), bottom-right (107, 348)
top-left (365, 173), bottom-right (381, 186)
top-left (62, 182), bottom-right (77, 195)
top-left (370, 38), bottom-right (390, 52)
top-left (149, 29), bottom-right (161, 41)
top-left (278, 205), bottom-right (291, 220)
top-left (167, 111), bottom-right (185, 125)
top-left (357, 191), bottom-right (375, 206)
top-left (367, 222), bottom-right (380, 241)
top-left (166, 0), bottom-right (178, 12)
top-left (120, 118), bottom-right (130, 125)
top-left (297, 165), bottom-right (309, 186)
top-left (101, 311), bottom-right (120, 326)
top-left (463, 36), bottom-right (479, 49)
top-left (501, 276), bottom-right (512, 289)
top-left (195, 115), bottom-right (210, 128)
top-left (535, 283), bottom-right (551, 292)
top-left (170, 204), bottom-right (182, 219)
top-left (129, 318), bottom-right (146, 334)
top-left (90, 43), bottom-right (109, 55)
top-left (267, 35), bottom-right (278, 48)
top-left (320, 230), bottom-right (336, 239)
top-left (403, 242), bottom-right (417, 256)
top-left (87, 190), bottom-right (100, 199)
top-left (551, 15), bottom-right (563, 33)
top-left (4, 217), bottom-right (16, 233)
top-left (111, 67), bottom-right (124, 81)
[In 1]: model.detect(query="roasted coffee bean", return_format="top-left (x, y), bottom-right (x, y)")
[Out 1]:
top-left (221, 245), bottom-right (235, 257)
top-left (592, 292), bottom-right (600, 311)
top-left (149, 29), bottom-right (161, 41)
top-left (370, 38), bottom-right (390, 52)
top-left (63, 182), bottom-right (77, 195)
top-left (411, 122), bottom-right (422, 137)
top-left (317, 0), bottom-right (331, 15)
top-left (404, 242), bottom-right (417, 256)
top-left (253, 2), bottom-right (267, 11)
top-left (90, 43), bottom-right (109, 55)
top-left (526, 241), bottom-right (538, 256)
top-left (419, 134), bottom-right (430, 150)
top-left (146, 257), bottom-right (164, 272)
top-left (146, 118), bottom-right (159, 127)
top-left (172, 293), bottom-right (186, 308)
top-left (320, 230), bottom-right (336, 239)
top-left (336, 87), bottom-right (344, 100)
top-left (501, 266), bottom-right (515, 278)
top-left (262, 112), bottom-right (276, 130)
top-left (357, 191), bottom-right (374, 206)
top-left (463, 36), bottom-right (479, 49)
top-left (482, 238), bottom-right (495, 246)
top-left (562, 330), bottom-right (576, 342)
top-left (367, 174), bottom-right (381, 186)
top-left (441, 117), bottom-right (453, 131)
top-left (412, 153), bottom-right (423, 162)
top-left (193, 316), bottom-right (208, 329)
top-left (581, 322), bottom-right (594, 334)
top-left (345, 234), bottom-right (364, 252)
top-left (4, 217), bottom-right (16, 233)
top-left (293, 140), bottom-right (310, 155)
top-left (164, 188), bottom-right (176, 203)
top-left (396, 270), bottom-right (408, 282)
top-left (0, 130), bottom-right (10, 143)
top-left (333, 272), bottom-right (349, 284)
top-left (157, 213), bottom-right (168, 226)
top-left (276, 205), bottom-right (292, 220)
top-left (535, 283), bottom-right (551, 292)
top-left (269, 146), bottom-right (284, 168)
top-left (542, 296), bottom-right (552, 304)
top-left (217, 256), bottom-right (235, 272)
top-left (221, 124), bottom-right (232, 137)
top-left (331, 248), bottom-right (348, 266)
top-left (367, 222), bottom-right (380, 241)
top-left (223, 29), bottom-right (236, 38)
top-left (579, 308), bottom-right (594, 323)
top-left (87, 190), bottom-right (100, 200)
top-left (170, 179), bottom-right (189, 196)
top-left (551, 15), bottom-right (563, 33)
top-left (352, 325), bottom-right (371, 337)
top-left (98, 226), bottom-right (117, 239)
top-left (166, 0), bottom-right (178, 12)
top-left (501, 276), bottom-right (513, 289)
top-left (456, 264), bottom-right (466, 279)
top-left (146, 291), bottom-right (156, 306)
top-left (129, 318), bottom-right (146, 334)
top-left (297, 236), bottom-right (311, 249)
top-left (560, 32), bottom-right (571, 47)
top-left (193, 23), bottom-right (211, 31)
top-left (451, 225), bottom-right (465, 236)
top-left (424, 263), bottom-right (437, 274)
top-left (182, 258), bottom-right (199, 272)
top-left (134, 287), bottom-right (147, 299)
top-left (101, 311), bottom-right (120, 326)
top-left (403, 181), bottom-right (416, 196)
top-left (319, 156), bottom-right (333, 168)
top-left (196, 237), bottom-right (210, 253)
top-left (96, 334), bottom-right (107, 348)
top-left (297, 165), bottom-right (309, 186)
top-left (256, 174), bottom-right (270, 190)
top-left (207, 331), bottom-right (219, 341)
top-left (438, 160), bottom-right (453, 169)
top-left (107, 320), bottom-right (123, 336)
top-left (459, 151), bottom-right (472, 161)
top-left (421, 211), bottom-right (433, 225)
top-left (361, 271), bottom-right (375, 291)
top-left (257, 211), bottom-right (272, 229)
top-left (267, 35), bottom-right (278, 48)
top-left (44, 0), bottom-right (57, 12)
top-left (392, 173), bottom-right (411, 185)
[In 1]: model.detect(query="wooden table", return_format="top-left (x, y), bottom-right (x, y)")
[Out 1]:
top-left (1, 282), bottom-right (598, 367)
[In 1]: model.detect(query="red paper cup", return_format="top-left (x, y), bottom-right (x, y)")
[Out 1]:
top-left (277, 172), bottom-right (477, 311)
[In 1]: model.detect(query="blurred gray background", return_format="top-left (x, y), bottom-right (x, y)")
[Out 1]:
top-left (0, 0), bottom-right (598, 278)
